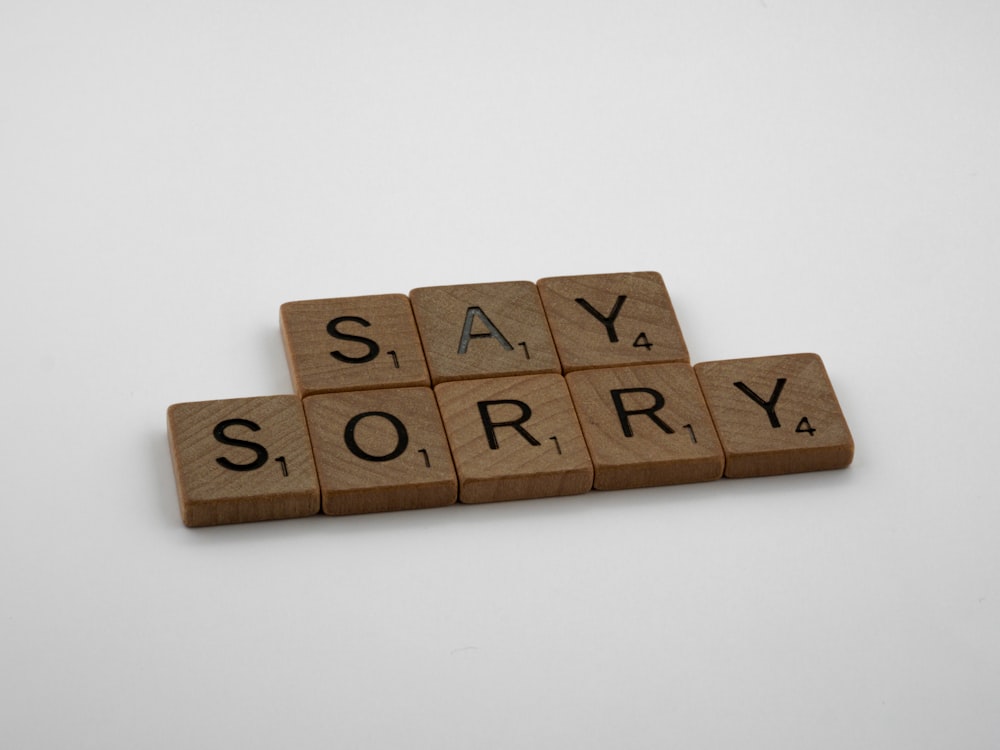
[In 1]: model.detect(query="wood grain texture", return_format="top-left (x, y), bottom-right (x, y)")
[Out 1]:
top-left (694, 353), bottom-right (854, 478)
top-left (409, 281), bottom-right (560, 384)
top-left (280, 294), bottom-right (430, 397)
top-left (435, 374), bottom-right (593, 504)
top-left (536, 271), bottom-right (689, 372)
top-left (566, 364), bottom-right (724, 490)
top-left (167, 396), bottom-right (320, 527)
top-left (303, 387), bottom-right (457, 516)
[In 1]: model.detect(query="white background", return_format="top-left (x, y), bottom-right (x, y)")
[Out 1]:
top-left (2, 2), bottom-right (998, 747)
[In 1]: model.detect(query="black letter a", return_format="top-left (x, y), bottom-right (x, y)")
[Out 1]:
top-left (458, 307), bottom-right (514, 354)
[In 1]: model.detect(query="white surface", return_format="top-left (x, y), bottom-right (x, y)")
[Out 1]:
top-left (2, 2), bottom-right (999, 747)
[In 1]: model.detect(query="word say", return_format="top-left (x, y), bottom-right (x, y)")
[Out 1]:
top-left (167, 272), bottom-right (854, 527)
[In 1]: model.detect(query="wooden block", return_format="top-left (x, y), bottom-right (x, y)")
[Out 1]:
top-left (694, 353), bottom-right (854, 478)
top-left (435, 374), bottom-right (593, 503)
top-left (167, 396), bottom-right (321, 527)
top-left (280, 294), bottom-right (430, 397)
top-left (302, 387), bottom-right (457, 516)
top-left (536, 271), bottom-right (689, 372)
top-left (409, 281), bottom-right (561, 384)
top-left (565, 364), bottom-right (724, 490)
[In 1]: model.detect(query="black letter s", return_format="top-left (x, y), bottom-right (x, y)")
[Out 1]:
top-left (214, 419), bottom-right (269, 471)
top-left (328, 316), bottom-right (380, 364)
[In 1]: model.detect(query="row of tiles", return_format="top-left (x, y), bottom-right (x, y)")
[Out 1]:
top-left (280, 271), bottom-right (689, 395)
top-left (168, 355), bottom-right (854, 527)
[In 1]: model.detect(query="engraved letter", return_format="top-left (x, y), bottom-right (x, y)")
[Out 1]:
top-left (477, 399), bottom-right (541, 450)
top-left (610, 387), bottom-right (674, 437)
top-left (458, 307), bottom-right (514, 354)
top-left (214, 419), bottom-right (269, 471)
top-left (733, 378), bottom-right (786, 429)
top-left (343, 411), bottom-right (409, 462)
top-left (575, 295), bottom-right (627, 343)
top-left (328, 316), bottom-right (380, 364)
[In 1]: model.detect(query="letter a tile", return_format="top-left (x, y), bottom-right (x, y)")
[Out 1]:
top-left (303, 387), bottom-right (457, 515)
top-left (280, 294), bottom-right (430, 397)
top-left (694, 353), bottom-right (854, 478)
top-left (537, 271), bottom-right (689, 372)
top-left (409, 281), bottom-right (561, 384)
top-left (435, 374), bottom-right (593, 503)
top-left (167, 396), bottom-right (321, 527)
top-left (566, 364), bottom-right (724, 490)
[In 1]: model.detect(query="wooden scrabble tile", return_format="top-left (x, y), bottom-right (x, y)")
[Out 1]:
top-left (280, 294), bottom-right (430, 397)
top-left (536, 271), bottom-right (689, 372)
top-left (565, 364), bottom-right (724, 490)
top-left (694, 353), bottom-right (854, 478)
top-left (409, 281), bottom-right (561, 384)
top-left (167, 396), bottom-right (321, 527)
top-left (435, 374), bottom-right (593, 503)
top-left (302, 387), bottom-right (457, 516)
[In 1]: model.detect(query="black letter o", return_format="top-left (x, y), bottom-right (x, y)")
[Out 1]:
top-left (343, 411), bottom-right (409, 462)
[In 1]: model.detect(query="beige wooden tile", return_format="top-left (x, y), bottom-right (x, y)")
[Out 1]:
top-left (167, 395), bottom-right (320, 527)
top-left (303, 387), bottom-right (457, 516)
top-left (694, 353), bottom-right (854, 478)
top-left (280, 294), bottom-right (430, 397)
top-left (536, 271), bottom-right (689, 372)
top-left (435, 374), bottom-right (593, 504)
top-left (409, 281), bottom-right (560, 385)
top-left (566, 364), bottom-right (724, 490)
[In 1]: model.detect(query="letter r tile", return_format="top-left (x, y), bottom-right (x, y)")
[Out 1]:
top-left (280, 294), bottom-right (430, 397)
top-left (694, 353), bottom-right (854, 478)
top-left (566, 364), bottom-right (724, 490)
top-left (409, 281), bottom-right (561, 384)
top-left (435, 374), bottom-right (593, 503)
top-left (302, 387), bottom-right (457, 516)
top-left (167, 396), bottom-right (321, 527)
top-left (536, 271), bottom-right (689, 372)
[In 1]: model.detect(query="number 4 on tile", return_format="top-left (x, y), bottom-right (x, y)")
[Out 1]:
top-left (632, 332), bottom-right (652, 350)
top-left (795, 417), bottom-right (816, 436)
